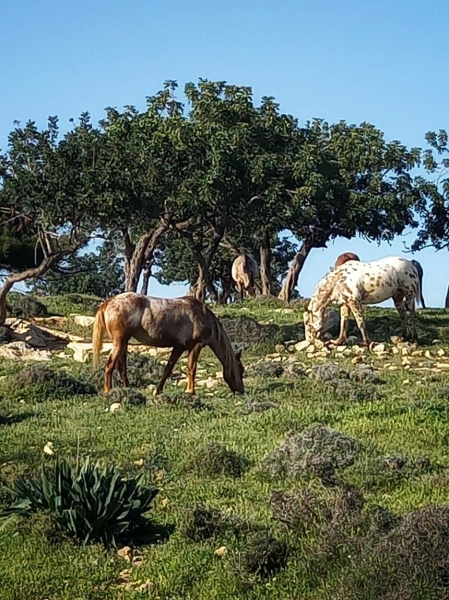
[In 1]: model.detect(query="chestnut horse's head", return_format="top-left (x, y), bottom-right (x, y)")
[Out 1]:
top-left (223, 348), bottom-right (245, 394)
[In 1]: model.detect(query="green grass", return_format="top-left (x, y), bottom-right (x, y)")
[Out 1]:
top-left (2, 299), bottom-right (449, 598)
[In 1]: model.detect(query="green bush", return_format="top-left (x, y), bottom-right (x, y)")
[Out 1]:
top-left (39, 294), bottom-right (104, 317)
top-left (4, 365), bottom-right (96, 401)
top-left (6, 293), bottom-right (48, 318)
top-left (0, 458), bottom-right (159, 549)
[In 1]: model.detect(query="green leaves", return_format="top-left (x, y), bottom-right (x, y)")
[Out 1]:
top-left (0, 458), bottom-right (159, 549)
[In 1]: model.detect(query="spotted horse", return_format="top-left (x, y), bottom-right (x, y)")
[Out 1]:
top-left (303, 256), bottom-right (422, 347)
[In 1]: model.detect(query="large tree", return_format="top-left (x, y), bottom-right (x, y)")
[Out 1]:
top-left (30, 238), bottom-right (124, 298)
top-left (278, 120), bottom-right (425, 301)
top-left (0, 114), bottom-right (110, 324)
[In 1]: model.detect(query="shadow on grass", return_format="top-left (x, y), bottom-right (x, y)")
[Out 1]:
top-left (0, 412), bottom-right (36, 426)
top-left (123, 520), bottom-right (176, 547)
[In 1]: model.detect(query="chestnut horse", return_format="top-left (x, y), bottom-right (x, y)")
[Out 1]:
top-left (231, 254), bottom-right (259, 301)
top-left (334, 252), bottom-right (361, 268)
top-left (92, 293), bottom-right (244, 396)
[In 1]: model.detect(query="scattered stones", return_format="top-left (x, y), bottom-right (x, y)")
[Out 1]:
top-left (214, 546), bottom-right (228, 557)
top-left (117, 546), bottom-right (133, 562)
top-left (0, 341), bottom-right (52, 362)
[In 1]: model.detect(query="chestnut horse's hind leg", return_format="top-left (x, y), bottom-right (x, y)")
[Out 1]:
top-left (117, 347), bottom-right (129, 388)
top-left (186, 344), bottom-right (203, 395)
top-left (154, 345), bottom-right (185, 396)
top-left (104, 336), bottom-right (130, 394)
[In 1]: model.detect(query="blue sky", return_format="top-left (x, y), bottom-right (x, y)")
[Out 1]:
top-left (1, 0), bottom-right (448, 305)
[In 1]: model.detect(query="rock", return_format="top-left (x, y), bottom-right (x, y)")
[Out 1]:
top-left (67, 341), bottom-right (114, 363)
top-left (294, 340), bottom-right (311, 352)
top-left (401, 357), bottom-right (411, 366)
top-left (43, 441), bottom-right (55, 456)
top-left (335, 345), bottom-right (346, 353)
top-left (424, 350), bottom-right (432, 359)
top-left (73, 315), bottom-right (95, 327)
top-left (274, 344), bottom-right (285, 353)
top-left (435, 363), bottom-right (449, 371)
top-left (117, 546), bottom-right (133, 562)
top-left (372, 343), bottom-right (386, 353)
top-left (0, 341), bottom-right (52, 361)
top-left (313, 339), bottom-right (325, 350)
top-left (107, 402), bottom-right (122, 413)
top-left (390, 335), bottom-right (401, 345)
top-left (215, 546), bottom-right (228, 557)
top-left (437, 349), bottom-right (445, 357)
top-left (346, 336), bottom-right (359, 346)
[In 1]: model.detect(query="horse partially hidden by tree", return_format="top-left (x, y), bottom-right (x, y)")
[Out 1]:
top-left (92, 293), bottom-right (245, 396)
top-left (231, 254), bottom-right (259, 301)
top-left (334, 252), bottom-right (361, 268)
top-left (333, 252), bottom-right (426, 309)
top-left (304, 257), bottom-right (422, 346)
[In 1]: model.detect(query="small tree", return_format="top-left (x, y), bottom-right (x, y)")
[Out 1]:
top-left (278, 120), bottom-right (425, 302)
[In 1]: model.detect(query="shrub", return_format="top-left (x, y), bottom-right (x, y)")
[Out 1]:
top-left (5, 365), bottom-right (95, 401)
top-left (238, 531), bottom-right (288, 578)
top-left (190, 443), bottom-right (250, 478)
top-left (261, 424), bottom-right (360, 484)
top-left (0, 458), bottom-right (159, 549)
top-left (6, 293), bottom-right (48, 318)
top-left (183, 504), bottom-right (225, 541)
top-left (89, 354), bottom-right (164, 390)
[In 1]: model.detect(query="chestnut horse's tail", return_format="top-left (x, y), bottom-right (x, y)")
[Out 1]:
top-left (92, 303), bottom-right (107, 368)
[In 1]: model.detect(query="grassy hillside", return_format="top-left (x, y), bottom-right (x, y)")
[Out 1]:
top-left (1, 297), bottom-right (449, 599)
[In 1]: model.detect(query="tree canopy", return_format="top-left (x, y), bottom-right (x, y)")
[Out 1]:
top-left (0, 79), bottom-right (445, 317)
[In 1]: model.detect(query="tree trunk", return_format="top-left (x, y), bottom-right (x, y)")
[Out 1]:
top-left (123, 222), bottom-right (166, 293)
top-left (445, 283), bottom-right (449, 308)
top-left (259, 231), bottom-right (272, 296)
top-left (278, 240), bottom-right (313, 303)
top-left (140, 261), bottom-right (152, 295)
top-left (0, 251), bottom-right (77, 326)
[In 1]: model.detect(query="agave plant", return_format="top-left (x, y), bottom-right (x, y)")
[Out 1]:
top-left (0, 458), bottom-right (158, 549)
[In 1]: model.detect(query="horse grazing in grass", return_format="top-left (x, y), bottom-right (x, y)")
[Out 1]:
top-left (92, 293), bottom-right (244, 396)
top-left (334, 252), bottom-right (361, 268)
top-left (231, 254), bottom-right (259, 301)
top-left (304, 257), bottom-right (422, 346)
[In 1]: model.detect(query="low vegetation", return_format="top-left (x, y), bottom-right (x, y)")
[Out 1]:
top-left (1, 298), bottom-right (449, 598)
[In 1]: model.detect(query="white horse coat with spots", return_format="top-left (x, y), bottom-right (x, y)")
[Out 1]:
top-left (304, 257), bottom-right (422, 345)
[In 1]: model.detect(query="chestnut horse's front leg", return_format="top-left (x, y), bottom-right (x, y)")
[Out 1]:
top-left (186, 344), bottom-right (203, 395)
top-left (154, 345), bottom-right (185, 396)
